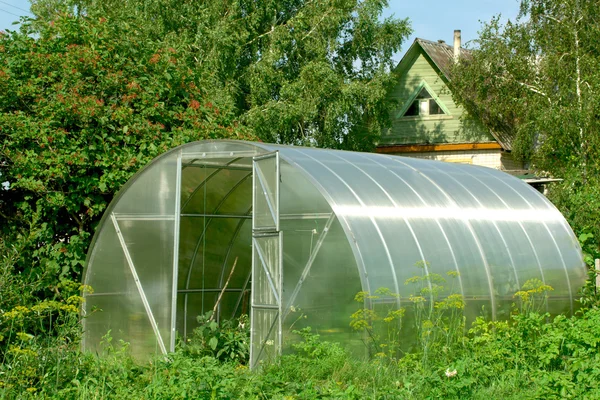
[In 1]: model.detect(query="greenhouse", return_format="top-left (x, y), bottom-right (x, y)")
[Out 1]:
top-left (82, 140), bottom-right (587, 367)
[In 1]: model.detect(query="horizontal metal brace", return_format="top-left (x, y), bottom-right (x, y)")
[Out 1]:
top-left (180, 213), bottom-right (330, 221)
top-left (251, 304), bottom-right (279, 310)
top-left (253, 226), bottom-right (279, 232)
top-left (181, 213), bottom-right (251, 219)
top-left (253, 152), bottom-right (278, 161)
top-left (252, 231), bottom-right (280, 238)
top-left (178, 288), bottom-right (243, 294)
top-left (280, 213), bottom-right (333, 220)
top-left (183, 151), bottom-right (260, 159)
top-left (112, 214), bottom-right (175, 221)
top-left (86, 292), bottom-right (129, 297)
top-left (182, 164), bottom-right (252, 171)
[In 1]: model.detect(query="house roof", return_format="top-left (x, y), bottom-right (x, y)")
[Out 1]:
top-left (394, 38), bottom-right (514, 151)
top-left (415, 38), bottom-right (468, 80)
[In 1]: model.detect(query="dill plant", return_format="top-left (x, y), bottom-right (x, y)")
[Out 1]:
top-left (350, 262), bottom-right (465, 365)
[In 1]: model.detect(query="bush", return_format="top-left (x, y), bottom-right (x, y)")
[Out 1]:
top-left (182, 312), bottom-right (249, 364)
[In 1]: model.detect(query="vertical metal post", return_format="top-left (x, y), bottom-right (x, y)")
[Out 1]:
top-left (278, 230), bottom-right (283, 351)
top-left (170, 151), bottom-right (182, 352)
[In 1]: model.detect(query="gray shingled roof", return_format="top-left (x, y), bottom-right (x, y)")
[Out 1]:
top-left (402, 38), bottom-right (513, 151)
top-left (415, 38), bottom-right (466, 80)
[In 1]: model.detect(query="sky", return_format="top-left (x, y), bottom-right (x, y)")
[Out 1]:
top-left (0, 0), bottom-right (521, 62)
top-left (384, 0), bottom-right (521, 62)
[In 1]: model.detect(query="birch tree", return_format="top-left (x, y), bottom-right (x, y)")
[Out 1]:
top-left (0, 1), bottom-right (411, 304)
top-left (450, 0), bottom-right (600, 238)
top-left (31, 0), bottom-right (411, 150)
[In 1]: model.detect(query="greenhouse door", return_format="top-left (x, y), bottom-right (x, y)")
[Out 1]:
top-left (250, 152), bottom-right (282, 368)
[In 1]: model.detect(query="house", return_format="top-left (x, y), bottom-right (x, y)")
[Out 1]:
top-left (377, 30), bottom-right (523, 171)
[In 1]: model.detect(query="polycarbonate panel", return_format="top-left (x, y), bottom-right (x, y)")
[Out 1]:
top-left (279, 163), bottom-right (331, 216)
top-left (118, 219), bottom-right (174, 347)
top-left (266, 145), bottom-right (585, 321)
top-left (251, 309), bottom-right (279, 367)
top-left (113, 155), bottom-right (178, 215)
top-left (253, 154), bottom-right (279, 230)
top-left (83, 221), bottom-right (131, 295)
top-left (495, 221), bottom-right (545, 287)
top-left (83, 222), bottom-right (163, 358)
top-left (84, 294), bottom-right (162, 360)
top-left (182, 141), bottom-right (265, 159)
top-left (437, 219), bottom-right (492, 299)
top-left (253, 235), bottom-right (281, 305)
top-left (280, 217), bottom-right (363, 351)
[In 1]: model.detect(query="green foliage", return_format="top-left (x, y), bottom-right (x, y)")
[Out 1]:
top-left (450, 0), bottom-right (600, 249)
top-left (48, 0), bottom-right (411, 150)
top-left (2, 300), bottom-right (600, 398)
top-left (574, 231), bottom-right (600, 308)
top-left (0, 290), bottom-right (83, 394)
top-left (0, 13), bottom-right (252, 305)
top-left (350, 265), bottom-right (465, 364)
top-left (1, 278), bottom-right (600, 398)
top-left (512, 278), bottom-right (553, 314)
top-left (182, 312), bottom-right (249, 364)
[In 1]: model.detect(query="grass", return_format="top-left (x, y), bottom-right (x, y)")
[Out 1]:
top-left (2, 277), bottom-right (600, 399)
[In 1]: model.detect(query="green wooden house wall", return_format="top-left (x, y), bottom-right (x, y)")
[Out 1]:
top-left (381, 40), bottom-right (495, 146)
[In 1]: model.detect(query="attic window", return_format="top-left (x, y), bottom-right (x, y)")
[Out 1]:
top-left (402, 87), bottom-right (446, 117)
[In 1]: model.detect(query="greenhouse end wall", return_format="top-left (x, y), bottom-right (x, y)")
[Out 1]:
top-left (82, 140), bottom-right (587, 364)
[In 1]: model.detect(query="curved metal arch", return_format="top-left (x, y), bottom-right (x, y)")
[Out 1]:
top-left (294, 150), bottom-right (401, 309)
top-left (358, 153), bottom-right (466, 300)
top-left (388, 157), bottom-right (499, 319)
top-left (180, 157), bottom-right (244, 211)
top-left (472, 167), bottom-right (574, 313)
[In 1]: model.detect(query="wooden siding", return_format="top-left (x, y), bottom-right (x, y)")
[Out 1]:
top-left (389, 149), bottom-right (503, 170)
top-left (377, 143), bottom-right (502, 153)
top-left (382, 51), bottom-right (494, 145)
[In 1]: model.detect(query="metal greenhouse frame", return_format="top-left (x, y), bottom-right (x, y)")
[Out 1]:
top-left (81, 140), bottom-right (587, 367)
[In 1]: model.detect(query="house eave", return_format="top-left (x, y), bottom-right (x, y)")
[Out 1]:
top-left (376, 142), bottom-right (503, 154)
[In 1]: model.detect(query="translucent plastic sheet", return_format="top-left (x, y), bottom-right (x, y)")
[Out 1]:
top-left (83, 140), bottom-right (587, 362)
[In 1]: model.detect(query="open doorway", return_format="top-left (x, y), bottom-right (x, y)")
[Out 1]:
top-left (176, 156), bottom-right (255, 339)
top-left (176, 152), bottom-right (284, 367)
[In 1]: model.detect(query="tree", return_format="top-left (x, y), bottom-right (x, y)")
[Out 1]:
top-left (1, 0), bottom-right (411, 302)
top-left (450, 0), bottom-right (600, 240)
top-left (0, 14), bottom-right (252, 298)
top-left (38, 0), bottom-right (411, 150)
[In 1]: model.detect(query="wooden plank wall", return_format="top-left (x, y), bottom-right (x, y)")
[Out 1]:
top-left (382, 51), bottom-right (494, 146)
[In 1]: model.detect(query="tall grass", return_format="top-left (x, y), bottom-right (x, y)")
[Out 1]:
top-left (2, 265), bottom-right (600, 398)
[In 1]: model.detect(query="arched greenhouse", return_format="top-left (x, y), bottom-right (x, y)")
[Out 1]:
top-left (82, 140), bottom-right (587, 367)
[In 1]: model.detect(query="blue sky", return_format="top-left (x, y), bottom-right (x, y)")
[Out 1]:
top-left (384, 0), bottom-right (521, 61)
top-left (0, 0), bottom-right (521, 62)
